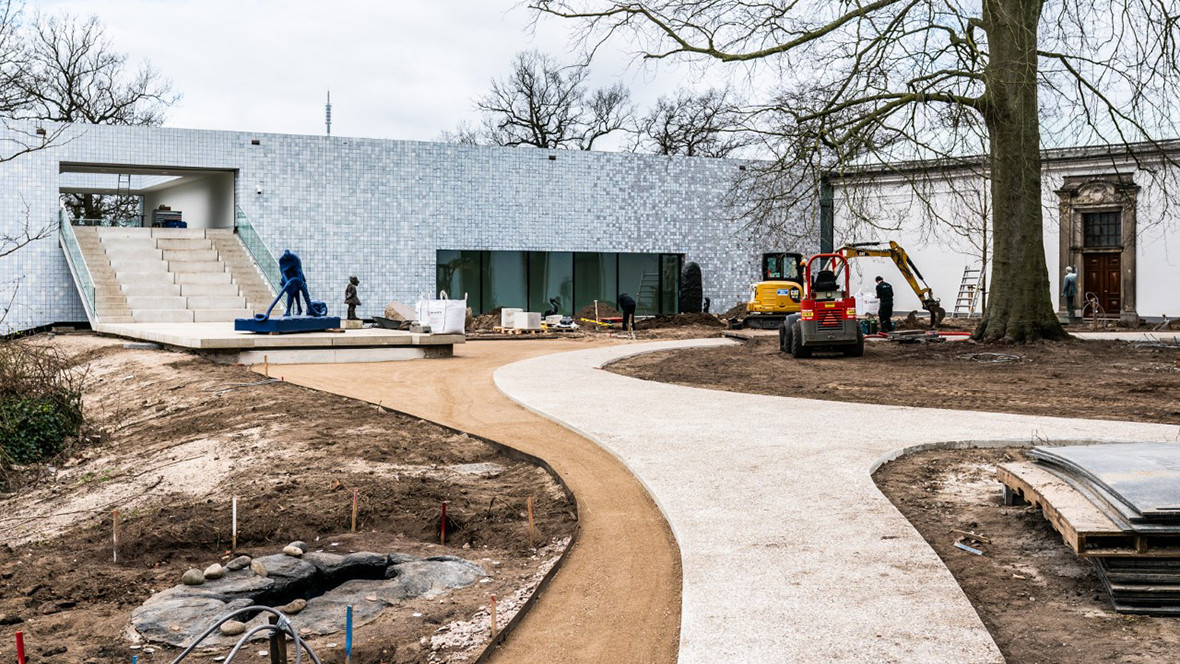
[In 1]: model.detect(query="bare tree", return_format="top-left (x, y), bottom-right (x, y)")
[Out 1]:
top-left (635, 87), bottom-right (749, 157)
top-left (534, 0), bottom-right (1180, 342)
top-left (0, 0), bottom-right (59, 165)
top-left (6, 10), bottom-right (178, 223)
top-left (475, 50), bottom-right (633, 150)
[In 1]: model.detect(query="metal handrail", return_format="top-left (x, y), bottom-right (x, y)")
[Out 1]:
top-left (68, 216), bottom-right (144, 228)
top-left (234, 206), bottom-right (281, 292)
top-left (58, 210), bottom-right (97, 322)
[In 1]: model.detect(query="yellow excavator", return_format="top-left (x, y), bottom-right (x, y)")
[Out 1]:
top-left (743, 252), bottom-right (807, 329)
top-left (834, 241), bottom-right (946, 328)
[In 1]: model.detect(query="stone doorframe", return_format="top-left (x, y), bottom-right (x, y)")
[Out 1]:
top-left (1055, 174), bottom-right (1140, 323)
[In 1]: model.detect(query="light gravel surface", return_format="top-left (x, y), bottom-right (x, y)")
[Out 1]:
top-left (494, 338), bottom-right (1180, 664)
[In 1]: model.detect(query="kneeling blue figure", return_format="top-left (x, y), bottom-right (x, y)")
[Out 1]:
top-left (235, 250), bottom-right (340, 333)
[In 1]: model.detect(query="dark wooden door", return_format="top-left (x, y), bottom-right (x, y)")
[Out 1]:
top-left (1083, 253), bottom-right (1121, 315)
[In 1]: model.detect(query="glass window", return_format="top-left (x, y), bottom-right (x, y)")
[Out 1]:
top-left (1083, 211), bottom-right (1121, 247)
top-left (481, 251), bottom-right (528, 312)
top-left (528, 252), bottom-right (574, 315)
top-left (618, 254), bottom-right (661, 315)
top-left (573, 252), bottom-right (618, 314)
top-left (436, 250), bottom-right (482, 306)
top-left (660, 254), bottom-right (681, 314)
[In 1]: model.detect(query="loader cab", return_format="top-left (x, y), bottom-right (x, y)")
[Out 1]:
top-left (762, 252), bottom-right (804, 282)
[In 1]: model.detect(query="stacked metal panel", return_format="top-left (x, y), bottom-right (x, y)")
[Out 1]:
top-left (1024, 442), bottom-right (1180, 615)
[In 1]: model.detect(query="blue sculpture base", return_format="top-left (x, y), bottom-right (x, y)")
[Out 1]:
top-left (235, 316), bottom-right (341, 334)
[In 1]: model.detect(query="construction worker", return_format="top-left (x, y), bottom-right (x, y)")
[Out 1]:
top-left (875, 276), bottom-right (894, 332)
top-left (617, 293), bottom-right (637, 336)
top-left (1062, 266), bottom-right (1078, 321)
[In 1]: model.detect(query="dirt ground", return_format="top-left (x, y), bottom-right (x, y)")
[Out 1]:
top-left (874, 447), bottom-right (1180, 664)
top-left (0, 334), bottom-right (575, 664)
top-left (608, 335), bottom-right (1180, 425)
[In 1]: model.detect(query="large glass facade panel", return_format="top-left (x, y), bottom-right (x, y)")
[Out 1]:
top-left (528, 251), bottom-right (574, 315)
top-left (573, 252), bottom-right (618, 314)
top-left (618, 253), bottom-right (661, 315)
top-left (661, 254), bottom-right (682, 314)
top-left (481, 251), bottom-right (528, 311)
top-left (436, 250), bottom-right (482, 306)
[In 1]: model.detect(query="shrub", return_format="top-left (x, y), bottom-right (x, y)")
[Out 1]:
top-left (0, 341), bottom-right (86, 489)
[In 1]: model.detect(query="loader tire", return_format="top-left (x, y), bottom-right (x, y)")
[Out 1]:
top-left (789, 324), bottom-right (811, 359)
top-left (844, 328), bottom-right (865, 357)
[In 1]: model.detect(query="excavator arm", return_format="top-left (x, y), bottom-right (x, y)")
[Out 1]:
top-left (835, 241), bottom-right (946, 328)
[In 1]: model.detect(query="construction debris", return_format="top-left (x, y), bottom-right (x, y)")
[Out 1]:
top-left (997, 442), bottom-right (1180, 615)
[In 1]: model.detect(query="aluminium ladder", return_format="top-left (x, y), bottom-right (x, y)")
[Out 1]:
top-left (952, 265), bottom-right (984, 318)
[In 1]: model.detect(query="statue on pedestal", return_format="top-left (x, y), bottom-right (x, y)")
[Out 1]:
top-left (345, 276), bottom-right (361, 320)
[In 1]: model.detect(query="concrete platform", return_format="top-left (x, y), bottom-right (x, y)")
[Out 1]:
top-left (94, 321), bottom-right (463, 363)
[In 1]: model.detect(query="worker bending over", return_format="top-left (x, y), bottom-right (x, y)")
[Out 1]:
top-left (617, 293), bottom-right (637, 338)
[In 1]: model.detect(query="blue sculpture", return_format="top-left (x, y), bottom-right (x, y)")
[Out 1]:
top-left (234, 250), bottom-right (340, 333)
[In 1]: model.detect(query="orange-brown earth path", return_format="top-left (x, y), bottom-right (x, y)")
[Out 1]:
top-left (275, 339), bottom-right (681, 664)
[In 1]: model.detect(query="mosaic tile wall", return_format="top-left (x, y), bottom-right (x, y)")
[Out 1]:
top-left (0, 123), bottom-right (794, 330)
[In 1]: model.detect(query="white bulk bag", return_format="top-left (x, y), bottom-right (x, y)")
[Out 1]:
top-left (415, 291), bottom-right (468, 334)
top-left (855, 290), bottom-right (880, 317)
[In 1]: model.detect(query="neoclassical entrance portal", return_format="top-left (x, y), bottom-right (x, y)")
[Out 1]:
top-left (1055, 175), bottom-right (1139, 322)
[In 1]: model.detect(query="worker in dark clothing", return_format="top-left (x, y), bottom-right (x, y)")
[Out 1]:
top-left (875, 276), bottom-right (894, 332)
top-left (617, 293), bottom-right (637, 337)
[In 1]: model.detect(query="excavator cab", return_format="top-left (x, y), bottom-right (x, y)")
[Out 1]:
top-left (744, 252), bottom-right (806, 328)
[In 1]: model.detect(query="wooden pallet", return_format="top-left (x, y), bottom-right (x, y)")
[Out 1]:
top-left (492, 326), bottom-right (547, 335)
top-left (997, 462), bottom-right (1180, 557)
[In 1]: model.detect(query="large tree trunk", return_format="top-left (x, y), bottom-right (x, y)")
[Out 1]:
top-left (973, 0), bottom-right (1068, 342)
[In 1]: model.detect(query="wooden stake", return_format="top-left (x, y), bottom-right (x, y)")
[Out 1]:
top-left (268, 614), bottom-right (288, 664)
top-left (527, 496), bottom-right (535, 549)
top-left (350, 489), bottom-right (358, 533)
top-left (440, 501), bottom-right (448, 545)
top-left (232, 496), bottom-right (238, 553)
top-left (264, 355), bottom-right (269, 378)
top-left (489, 595), bottom-right (498, 638)
top-left (112, 509), bottom-right (119, 563)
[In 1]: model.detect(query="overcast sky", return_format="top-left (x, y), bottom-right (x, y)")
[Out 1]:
top-left (36, 0), bottom-right (731, 147)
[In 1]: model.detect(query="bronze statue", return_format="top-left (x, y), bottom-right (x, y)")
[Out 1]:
top-left (344, 276), bottom-right (361, 320)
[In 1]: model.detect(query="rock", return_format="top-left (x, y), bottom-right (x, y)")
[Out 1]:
top-left (225, 555), bottom-right (252, 571)
top-left (275, 598), bottom-right (307, 615)
top-left (304, 551), bottom-right (387, 579)
top-left (289, 541), bottom-right (309, 554)
top-left (250, 560), bottom-right (268, 577)
top-left (384, 301), bottom-right (414, 321)
top-left (203, 564), bottom-right (225, 580)
top-left (38, 601), bottom-right (62, 615)
top-left (41, 646), bottom-right (67, 657)
top-left (0, 614), bottom-right (23, 625)
top-left (386, 552), bottom-right (419, 567)
top-left (219, 620), bottom-right (247, 636)
top-left (132, 591), bottom-right (253, 648)
top-left (282, 545), bottom-right (303, 557)
top-left (181, 569), bottom-right (206, 585)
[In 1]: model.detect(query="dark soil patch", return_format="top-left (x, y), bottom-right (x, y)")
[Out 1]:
top-left (635, 313), bottom-right (726, 330)
top-left (607, 336), bottom-right (1180, 425)
top-left (874, 447), bottom-right (1180, 664)
top-left (574, 303), bottom-right (620, 321)
top-left (0, 335), bottom-right (574, 664)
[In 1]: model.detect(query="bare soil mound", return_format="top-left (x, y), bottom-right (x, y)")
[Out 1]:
top-left (607, 336), bottom-right (1180, 425)
top-left (575, 303), bottom-right (620, 321)
top-left (470, 306), bottom-right (505, 331)
top-left (0, 334), bottom-right (575, 663)
top-left (875, 447), bottom-right (1180, 664)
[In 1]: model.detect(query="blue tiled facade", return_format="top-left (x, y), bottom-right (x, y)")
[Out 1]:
top-left (1, 122), bottom-right (798, 331)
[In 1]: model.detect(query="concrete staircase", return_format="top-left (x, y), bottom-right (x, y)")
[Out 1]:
top-left (72, 227), bottom-right (275, 324)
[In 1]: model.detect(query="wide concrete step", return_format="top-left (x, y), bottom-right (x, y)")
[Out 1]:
top-left (132, 309), bottom-right (195, 323)
top-left (162, 249), bottom-right (219, 262)
top-left (122, 283), bottom-right (182, 297)
top-left (169, 261), bottom-right (226, 273)
top-left (186, 295), bottom-right (247, 309)
top-left (157, 238), bottom-right (213, 251)
top-left (105, 247), bottom-right (163, 261)
top-left (96, 228), bottom-right (153, 240)
top-left (193, 309), bottom-right (255, 323)
top-left (150, 228), bottom-right (206, 239)
top-left (119, 271), bottom-right (176, 284)
top-left (101, 238), bottom-right (157, 251)
top-left (175, 272), bottom-right (233, 285)
top-left (99, 315), bottom-right (135, 324)
top-left (179, 283), bottom-right (239, 297)
top-left (126, 296), bottom-right (188, 310)
top-left (110, 259), bottom-right (169, 273)
top-left (96, 305), bottom-right (132, 316)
